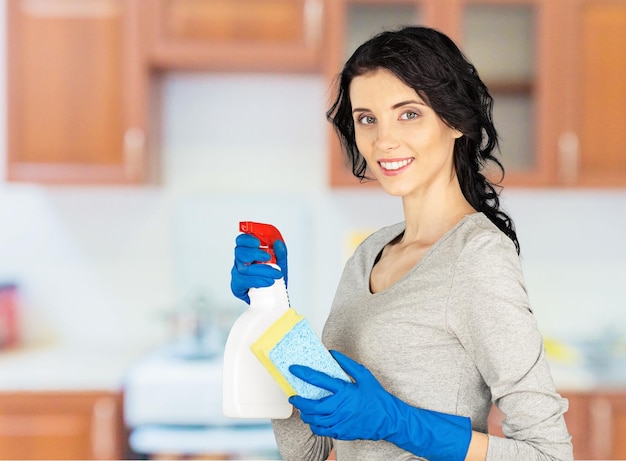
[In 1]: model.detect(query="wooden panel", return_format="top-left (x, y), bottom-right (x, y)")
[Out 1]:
top-left (579, 2), bottom-right (626, 186)
top-left (561, 392), bottom-right (593, 460)
top-left (607, 394), bottom-right (626, 459)
top-left (562, 391), bottom-right (626, 460)
top-left (164, 0), bottom-right (304, 42)
top-left (147, 0), bottom-right (324, 72)
top-left (9, 0), bottom-right (123, 165)
top-left (6, 0), bottom-right (149, 184)
top-left (325, 0), bottom-right (560, 188)
top-left (0, 391), bottom-right (124, 460)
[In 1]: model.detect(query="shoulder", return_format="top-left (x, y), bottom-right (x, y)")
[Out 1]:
top-left (452, 213), bottom-right (520, 272)
top-left (444, 213), bottom-right (530, 319)
top-left (446, 214), bottom-right (531, 321)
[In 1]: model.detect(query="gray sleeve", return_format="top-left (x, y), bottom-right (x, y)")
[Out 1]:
top-left (447, 232), bottom-right (573, 461)
top-left (271, 409), bottom-right (333, 461)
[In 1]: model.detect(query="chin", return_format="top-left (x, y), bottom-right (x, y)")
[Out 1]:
top-left (378, 181), bottom-right (412, 197)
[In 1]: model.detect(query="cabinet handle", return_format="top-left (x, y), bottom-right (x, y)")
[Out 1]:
top-left (558, 131), bottom-right (579, 184)
top-left (91, 396), bottom-right (117, 460)
top-left (304, 0), bottom-right (324, 46)
top-left (124, 128), bottom-right (146, 181)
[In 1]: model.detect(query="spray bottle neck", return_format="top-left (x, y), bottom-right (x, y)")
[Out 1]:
top-left (248, 264), bottom-right (289, 310)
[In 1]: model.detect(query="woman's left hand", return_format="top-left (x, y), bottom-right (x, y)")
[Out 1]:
top-left (288, 350), bottom-right (399, 441)
top-left (289, 350), bottom-right (473, 461)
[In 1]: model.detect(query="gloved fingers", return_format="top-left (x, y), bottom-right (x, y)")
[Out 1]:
top-left (234, 259), bottom-right (283, 280)
top-left (289, 365), bottom-right (348, 395)
top-left (235, 233), bottom-right (262, 248)
top-left (329, 350), bottom-right (372, 382)
top-left (289, 395), bottom-right (340, 429)
top-left (231, 271), bottom-right (277, 291)
top-left (234, 245), bottom-right (271, 266)
top-left (273, 239), bottom-right (289, 284)
top-left (288, 369), bottom-right (353, 420)
top-left (308, 424), bottom-right (353, 440)
top-left (230, 267), bottom-right (279, 303)
top-left (289, 394), bottom-right (327, 415)
top-left (297, 410), bottom-right (336, 430)
top-left (293, 398), bottom-right (361, 440)
top-left (307, 424), bottom-right (331, 438)
top-left (234, 234), bottom-right (275, 267)
top-left (234, 233), bottom-right (289, 285)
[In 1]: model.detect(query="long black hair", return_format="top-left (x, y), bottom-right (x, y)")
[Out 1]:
top-left (326, 26), bottom-right (520, 253)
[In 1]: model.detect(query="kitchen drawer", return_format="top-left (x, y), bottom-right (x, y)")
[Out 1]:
top-left (145, 0), bottom-right (325, 72)
top-left (0, 391), bottom-right (125, 460)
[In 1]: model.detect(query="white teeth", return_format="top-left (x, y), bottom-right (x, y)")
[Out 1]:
top-left (380, 159), bottom-right (412, 170)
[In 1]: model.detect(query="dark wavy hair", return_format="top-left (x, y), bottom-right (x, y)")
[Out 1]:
top-left (326, 26), bottom-right (519, 253)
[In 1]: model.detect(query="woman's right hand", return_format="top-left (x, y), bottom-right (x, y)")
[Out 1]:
top-left (230, 234), bottom-right (288, 304)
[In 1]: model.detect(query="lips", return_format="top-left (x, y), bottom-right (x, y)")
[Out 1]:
top-left (378, 157), bottom-right (414, 175)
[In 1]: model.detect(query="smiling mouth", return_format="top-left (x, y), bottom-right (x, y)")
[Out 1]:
top-left (378, 158), bottom-right (414, 174)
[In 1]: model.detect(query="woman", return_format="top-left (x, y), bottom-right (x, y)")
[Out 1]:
top-left (231, 26), bottom-right (573, 460)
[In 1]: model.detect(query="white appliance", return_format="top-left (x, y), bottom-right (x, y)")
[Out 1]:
top-left (124, 344), bottom-right (279, 459)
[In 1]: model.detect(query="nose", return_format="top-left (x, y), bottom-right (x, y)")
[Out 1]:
top-left (374, 122), bottom-right (399, 152)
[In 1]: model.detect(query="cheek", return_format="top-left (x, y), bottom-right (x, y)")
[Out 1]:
top-left (422, 128), bottom-right (456, 155)
top-left (354, 132), bottom-right (370, 156)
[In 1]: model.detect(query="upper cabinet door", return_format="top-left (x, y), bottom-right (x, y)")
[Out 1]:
top-left (145, 0), bottom-right (325, 72)
top-left (7, 0), bottom-right (149, 184)
top-left (325, 0), bottom-right (626, 189)
top-left (575, 1), bottom-right (626, 187)
top-left (324, 0), bottom-right (554, 188)
top-left (452, 0), bottom-right (573, 187)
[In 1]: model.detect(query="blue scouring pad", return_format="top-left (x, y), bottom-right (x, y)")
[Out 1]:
top-left (250, 308), bottom-right (351, 400)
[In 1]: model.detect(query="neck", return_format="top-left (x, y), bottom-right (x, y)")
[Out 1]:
top-left (400, 176), bottom-right (475, 244)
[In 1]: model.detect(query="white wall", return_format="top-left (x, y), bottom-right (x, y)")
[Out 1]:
top-left (1, 2), bottom-right (625, 354)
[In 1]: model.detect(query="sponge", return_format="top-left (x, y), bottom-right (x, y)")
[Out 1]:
top-left (250, 308), bottom-right (351, 400)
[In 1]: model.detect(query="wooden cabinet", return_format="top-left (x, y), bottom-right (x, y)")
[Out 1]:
top-left (323, 0), bottom-right (550, 187)
top-left (563, 391), bottom-right (626, 460)
top-left (6, 0), bottom-right (625, 186)
top-left (488, 391), bottom-right (626, 460)
top-left (6, 0), bottom-right (150, 184)
top-left (323, 0), bottom-right (559, 187)
top-left (0, 391), bottom-right (125, 460)
top-left (570, 0), bottom-right (626, 187)
top-left (5, 0), bottom-right (323, 184)
top-left (144, 0), bottom-right (325, 72)
top-left (324, 0), bottom-right (626, 188)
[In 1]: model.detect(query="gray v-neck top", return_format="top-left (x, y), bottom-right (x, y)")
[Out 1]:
top-left (273, 213), bottom-right (573, 461)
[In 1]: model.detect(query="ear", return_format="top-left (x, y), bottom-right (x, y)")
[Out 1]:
top-left (444, 121), bottom-right (463, 139)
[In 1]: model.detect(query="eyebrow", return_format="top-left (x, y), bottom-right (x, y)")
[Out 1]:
top-left (352, 99), bottom-right (426, 114)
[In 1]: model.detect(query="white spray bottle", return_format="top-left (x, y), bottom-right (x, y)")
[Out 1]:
top-left (222, 221), bottom-right (293, 419)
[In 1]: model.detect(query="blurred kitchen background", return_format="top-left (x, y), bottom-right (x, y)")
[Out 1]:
top-left (0, 0), bottom-right (625, 460)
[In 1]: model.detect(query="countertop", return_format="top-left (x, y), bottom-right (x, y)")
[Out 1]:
top-left (0, 342), bottom-right (153, 392)
top-left (0, 342), bottom-right (622, 394)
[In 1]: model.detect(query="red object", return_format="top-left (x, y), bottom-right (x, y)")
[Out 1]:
top-left (0, 283), bottom-right (19, 348)
top-left (239, 221), bottom-right (284, 264)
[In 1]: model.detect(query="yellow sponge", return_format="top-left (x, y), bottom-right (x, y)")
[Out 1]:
top-left (250, 308), bottom-right (350, 400)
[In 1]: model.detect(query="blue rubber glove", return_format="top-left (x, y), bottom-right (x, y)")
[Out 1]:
top-left (289, 350), bottom-right (472, 461)
top-left (230, 233), bottom-right (288, 304)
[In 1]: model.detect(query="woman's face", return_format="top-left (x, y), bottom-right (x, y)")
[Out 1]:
top-left (349, 69), bottom-right (462, 198)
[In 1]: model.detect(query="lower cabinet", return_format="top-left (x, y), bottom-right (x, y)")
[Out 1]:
top-left (563, 391), bottom-right (626, 460)
top-left (1, 389), bottom-right (624, 459)
top-left (0, 391), bottom-right (125, 460)
top-left (489, 390), bottom-right (626, 460)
